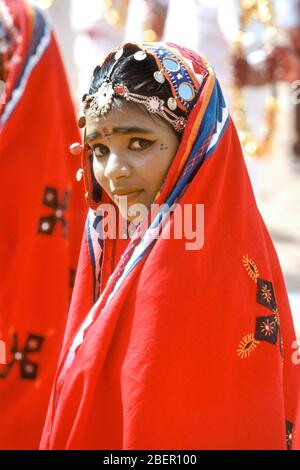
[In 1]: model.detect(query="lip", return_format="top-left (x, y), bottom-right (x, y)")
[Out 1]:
top-left (112, 189), bottom-right (144, 202)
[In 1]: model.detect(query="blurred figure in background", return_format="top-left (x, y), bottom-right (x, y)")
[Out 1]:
top-left (70, 0), bottom-right (129, 105)
top-left (232, 0), bottom-right (300, 169)
top-left (0, 0), bottom-right (86, 449)
top-left (162, 0), bottom-right (263, 192)
top-left (163, 0), bottom-right (236, 95)
top-left (124, 0), bottom-right (168, 42)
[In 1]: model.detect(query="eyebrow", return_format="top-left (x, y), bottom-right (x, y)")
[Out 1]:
top-left (86, 127), bottom-right (154, 142)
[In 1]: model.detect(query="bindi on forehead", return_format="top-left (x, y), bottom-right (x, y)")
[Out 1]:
top-left (102, 127), bottom-right (113, 138)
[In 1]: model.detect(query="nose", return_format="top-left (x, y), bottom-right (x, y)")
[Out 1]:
top-left (103, 151), bottom-right (132, 182)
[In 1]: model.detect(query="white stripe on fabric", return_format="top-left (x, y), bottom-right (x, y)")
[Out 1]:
top-left (207, 106), bottom-right (229, 153)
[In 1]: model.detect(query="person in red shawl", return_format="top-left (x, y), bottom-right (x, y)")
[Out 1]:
top-left (0, 1), bottom-right (86, 449)
top-left (40, 42), bottom-right (300, 450)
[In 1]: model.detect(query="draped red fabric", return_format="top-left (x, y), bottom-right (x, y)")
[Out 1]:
top-left (0, 1), bottom-right (86, 449)
top-left (40, 43), bottom-right (300, 450)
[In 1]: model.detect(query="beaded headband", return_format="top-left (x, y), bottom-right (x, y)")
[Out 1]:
top-left (82, 43), bottom-right (207, 133)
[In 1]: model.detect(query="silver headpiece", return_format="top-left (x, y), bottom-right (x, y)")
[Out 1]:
top-left (83, 47), bottom-right (187, 133)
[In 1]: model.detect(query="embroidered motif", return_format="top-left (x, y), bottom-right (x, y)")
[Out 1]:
top-left (272, 307), bottom-right (280, 326)
top-left (256, 278), bottom-right (277, 312)
top-left (181, 131), bottom-right (213, 180)
top-left (145, 44), bottom-right (202, 112)
top-left (279, 332), bottom-right (284, 356)
top-left (261, 284), bottom-right (272, 302)
top-left (0, 333), bottom-right (44, 380)
top-left (38, 186), bottom-right (69, 238)
top-left (237, 333), bottom-right (260, 359)
top-left (254, 315), bottom-right (278, 345)
top-left (242, 254), bottom-right (259, 282)
top-left (286, 420), bottom-right (294, 450)
top-left (240, 255), bottom-right (282, 356)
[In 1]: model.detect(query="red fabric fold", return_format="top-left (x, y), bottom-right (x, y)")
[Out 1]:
top-left (0, 1), bottom-right (86, 449)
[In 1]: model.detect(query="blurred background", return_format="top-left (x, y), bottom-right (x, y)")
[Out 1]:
top-left (29, 0), bottom-right (300, 337)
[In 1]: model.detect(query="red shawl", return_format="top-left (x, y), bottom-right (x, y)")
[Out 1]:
top-left (41, 43), bottom-right (300, 450)
top-left (0, 1), bottom-right (86, 449)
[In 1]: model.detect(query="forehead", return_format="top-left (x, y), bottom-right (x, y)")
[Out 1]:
top-left (85, 101), bottom-right (166, 136)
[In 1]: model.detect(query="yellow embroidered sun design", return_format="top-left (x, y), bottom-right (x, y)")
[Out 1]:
top-left (272, 307), bottom-right (280, 326)
top-left (260, 319), bottom-right (275, 337)
top-left (261, 284), bottom-right (272, 303)
top-left (237, 333), bottom-right (260, 359)
top-left (242, 254), bottom-right (259, 282)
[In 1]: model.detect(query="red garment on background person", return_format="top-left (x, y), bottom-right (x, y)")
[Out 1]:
top-left (0, 1), bottom-right (86, 449)
top-left (41, 43), bottom-right (300, 450)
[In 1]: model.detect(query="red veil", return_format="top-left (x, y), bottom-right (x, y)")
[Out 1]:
top-left (0, 1), bottom-right (86, 449)
top-left (41, 43), bottom-right (300, 450)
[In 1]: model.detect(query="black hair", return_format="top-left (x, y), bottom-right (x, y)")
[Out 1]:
top-left (83, 44), bottom-right (188, 132)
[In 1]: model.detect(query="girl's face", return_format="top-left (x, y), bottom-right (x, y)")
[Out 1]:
top-left (85, 102), bottom-right (180, 221)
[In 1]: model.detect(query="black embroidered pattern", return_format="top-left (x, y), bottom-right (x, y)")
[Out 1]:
top-left (279, 332), bottom-right (283, 355)
top-left (38, 186), bottom-right (69, 238)
top-left (254, 278), bottom-right (281, 348)
top-left (286, 420), bottom-right (294, 450)
top-left (256, 278), bottom-right (277, 312)
top-left (254, 315), bottom-right (279, 345)
top-left (240, 256), bottom-right (283, 358)
top-left (0, 333), bottom-right (44, 380)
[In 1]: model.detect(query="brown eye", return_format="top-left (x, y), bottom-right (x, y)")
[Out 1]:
top-left (128, 138), bottom-right (155, 151)
top-left (92, 144), bottom-right (110, 158)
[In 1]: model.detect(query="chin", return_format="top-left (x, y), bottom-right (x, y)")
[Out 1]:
top-left (117, 207), bottom-right (130, 221)
top-left (115, 194), bottom-right (150, 223)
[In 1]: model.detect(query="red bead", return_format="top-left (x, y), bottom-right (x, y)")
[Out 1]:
top-left (176, 119), bottom-right (185, 129)
top-left (115, 85), bottom-right (126, 95)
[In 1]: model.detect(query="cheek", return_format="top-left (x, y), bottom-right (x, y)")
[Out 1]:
top-left (145, 144), bottom-right (177, 192)
top-left (157, 142), bottom-right (178, 175)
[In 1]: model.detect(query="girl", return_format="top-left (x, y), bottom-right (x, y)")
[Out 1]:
top-left (41, 42), bottom-right (299, 450)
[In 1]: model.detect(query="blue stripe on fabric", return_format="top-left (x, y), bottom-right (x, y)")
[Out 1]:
top-left (86, 211), bottom-right (97, 303)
